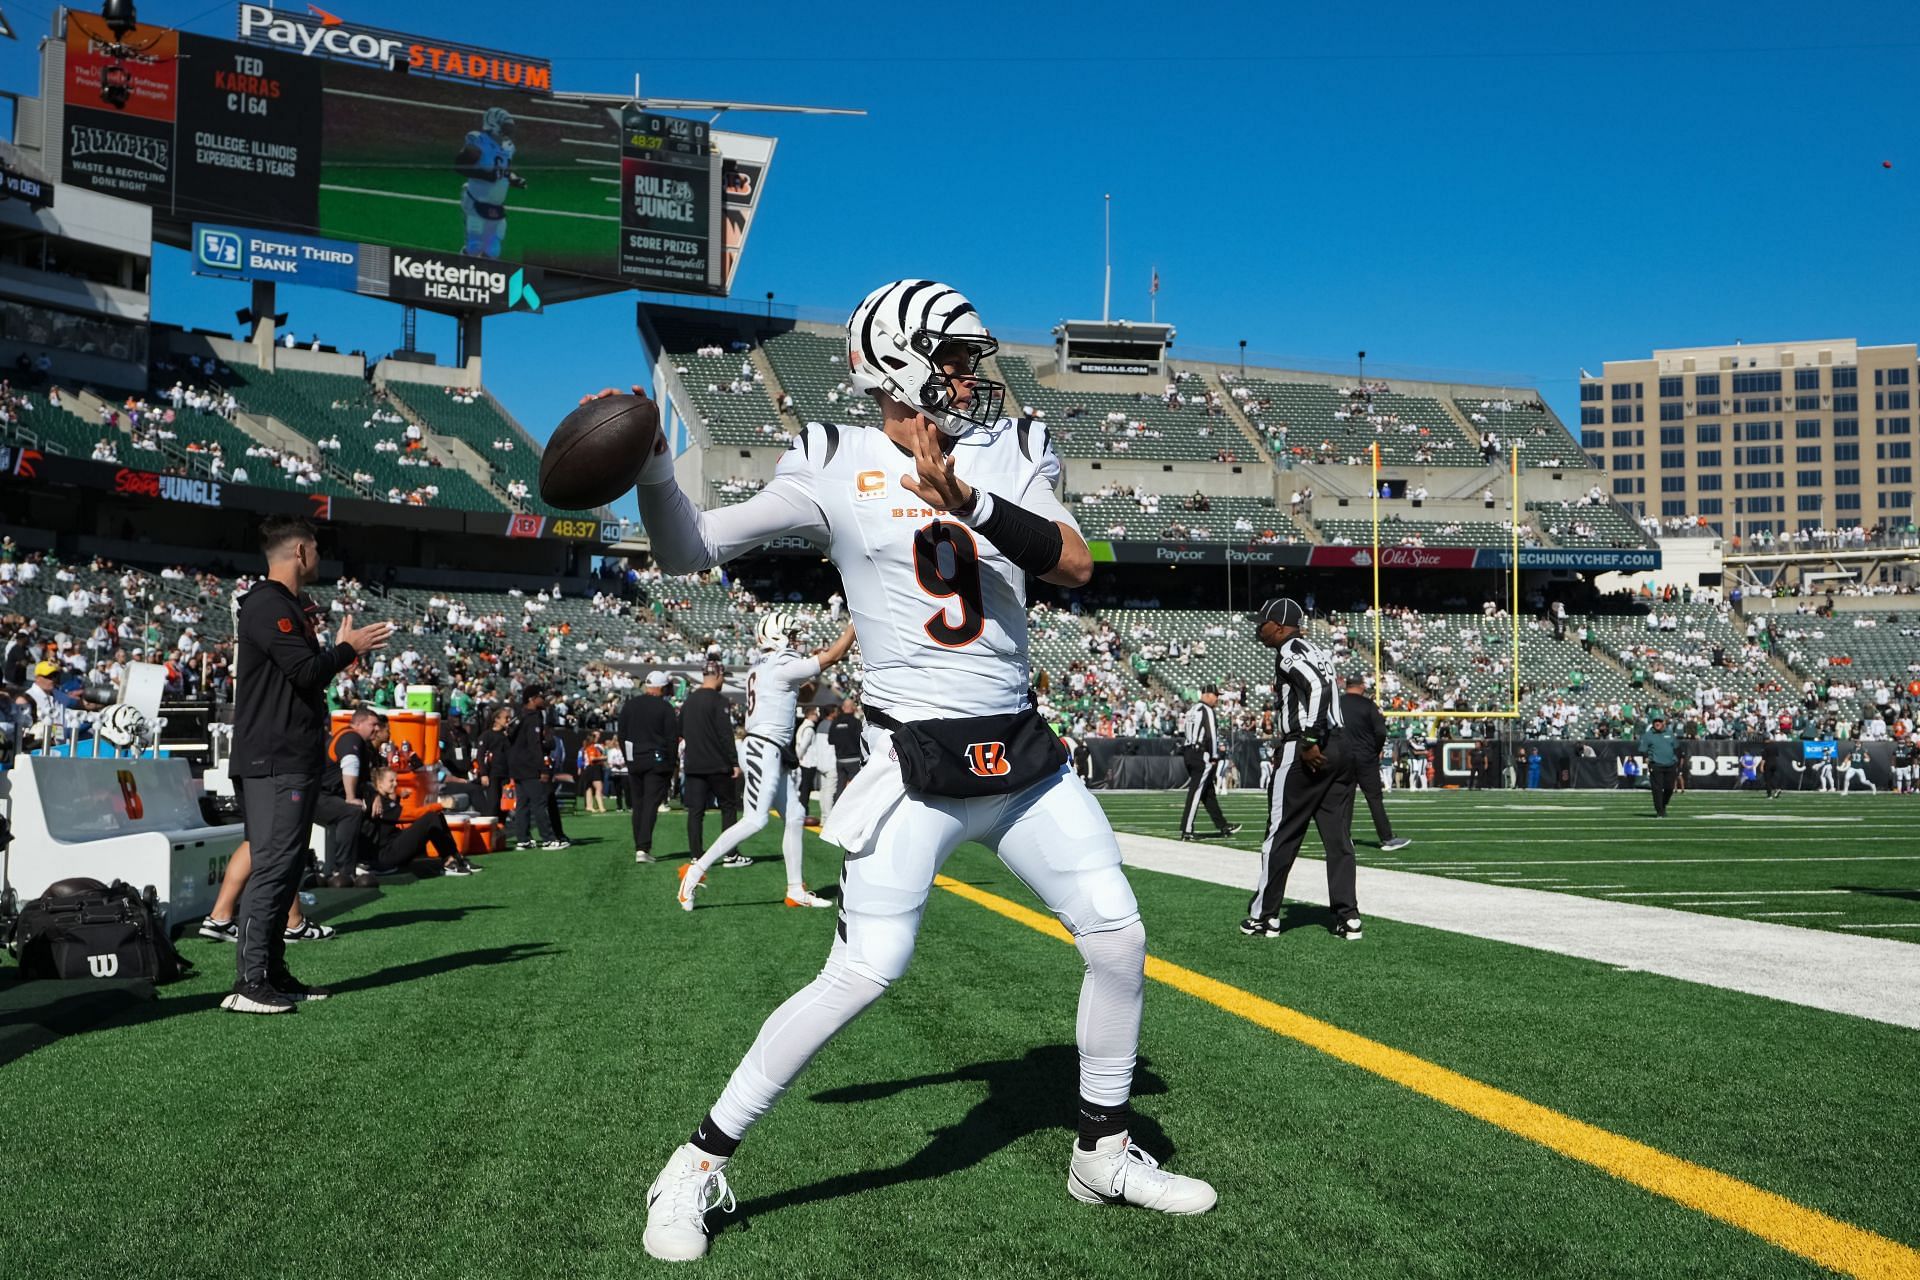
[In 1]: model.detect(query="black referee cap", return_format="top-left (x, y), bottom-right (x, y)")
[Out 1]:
top-left (1256, 597), bottom-right (1306, 630)
top-left (1201, 683), bottom-right (1219, 695)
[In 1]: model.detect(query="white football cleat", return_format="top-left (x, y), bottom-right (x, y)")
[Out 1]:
top-left (1068, 1133), bottom-right (1216, 1215)
top-left (784, 886), bottom-right (832, 909)
top-left (676, 864), bottom-right (704, 913)
top-left (643, 1144), bottom-right (735, 1262)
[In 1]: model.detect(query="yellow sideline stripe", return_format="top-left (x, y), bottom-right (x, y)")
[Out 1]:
top-left (932, 874), bottom-right (1920, 1280)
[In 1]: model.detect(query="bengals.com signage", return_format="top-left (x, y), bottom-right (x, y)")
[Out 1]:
top-left (236, 4), bottom-right (553, 94)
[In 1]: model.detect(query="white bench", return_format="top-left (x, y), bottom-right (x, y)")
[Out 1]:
top-left (2, 756), bottom-right (243, 930)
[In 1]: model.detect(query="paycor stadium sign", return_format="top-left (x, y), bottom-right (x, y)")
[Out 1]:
top-left (235, 4), bottom-right (553, 93)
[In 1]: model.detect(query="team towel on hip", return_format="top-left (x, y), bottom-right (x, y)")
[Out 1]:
top-left (818, 727), bottom-right (907, 855)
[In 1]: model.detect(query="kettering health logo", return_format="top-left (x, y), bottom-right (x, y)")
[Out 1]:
top-left (392, 253), bottom-right (541, 311)
top-left (197, 228), bottom-right (243, 272)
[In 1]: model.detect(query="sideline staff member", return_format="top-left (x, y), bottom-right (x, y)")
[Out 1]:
top-left (622, 670), bottom-right (680, 862)
top-left (1242, 598), bottom-right (1363, 941)
top-left (1338, 676), bottom-right (1410, 852)
top-left (229, 516), bottom-right (390, 1014)
top-left (1638, 712), bottom-right (1680, 817)
top-left (678, 662), bottom-right (739, 862)
top-left (1179, 684), bottom-right (1239, 840)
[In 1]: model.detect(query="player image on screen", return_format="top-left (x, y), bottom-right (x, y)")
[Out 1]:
top-left (454, 106), bottom-right (526, 258)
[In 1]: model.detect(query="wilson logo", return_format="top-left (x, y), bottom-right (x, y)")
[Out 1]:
top-left (87, 954), bottom-right (121, 978)
top-left (966, 742), bottom-right (1011, 777)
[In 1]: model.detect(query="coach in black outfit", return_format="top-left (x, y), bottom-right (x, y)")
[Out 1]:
top-left (507, 686), bottom-right (563, 848)
top-left (1179, 685), bottom-right (1238, 840)
top-left (621, 670), bottom-right (680, 862)
top-left (1339, 676), bottom-right (1410, 852)
top-left (228, 516), bottom-right (390, 1014)
top-left (829, 698), bottom-right (866, 794)
top-left (678, 662), bottom-right (739, 860)
top-left (1243, 598), bottom-right (1364, 941)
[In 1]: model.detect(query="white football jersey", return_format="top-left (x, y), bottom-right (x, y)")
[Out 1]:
top-left (743, 646), bottom-right (821, 745)
top-left (635, 417), bottom-right (1078, 723)
top-left (782, 419), bottom-right (1072, 720)
top-left (463, 131), bottom-right (515, 205)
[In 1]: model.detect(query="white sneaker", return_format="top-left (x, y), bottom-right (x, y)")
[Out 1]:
top-left (642, 1144), bottom-right (735, 1262)
top-left (1067, 1133), bottom-right (1216, 1215)
top-left (1380, 837), bottom-right (1412, 852)
top-left (784, 886), bottom-right (832, 909)
top-left (677, 864), bottom-right (703, 912)
top-left (635, 849), bottom-right (656, 864)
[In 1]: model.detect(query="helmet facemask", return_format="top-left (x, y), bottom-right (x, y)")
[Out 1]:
top-left (908, 331), bottom-right (1006, 437)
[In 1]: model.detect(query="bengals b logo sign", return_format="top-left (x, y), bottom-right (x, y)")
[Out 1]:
top-left (966, 742), bottom-right (1011, 778)
top-left (116, 769), bottom-right (144, 820)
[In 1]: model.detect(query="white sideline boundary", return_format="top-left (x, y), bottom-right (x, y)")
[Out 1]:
top-left (1115, 834), bottom-right (1920, 1030)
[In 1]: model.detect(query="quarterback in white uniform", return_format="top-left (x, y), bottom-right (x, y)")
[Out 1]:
top-left (678, 614), bottom-right (855, 910)
top-left (454, 106), bottom-right (524, 258)
top-left (600, 280), bottom-right (1214, 1262)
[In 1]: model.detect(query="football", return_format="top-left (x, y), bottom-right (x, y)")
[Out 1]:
top-left (538, 393), bottom-right (661, 509)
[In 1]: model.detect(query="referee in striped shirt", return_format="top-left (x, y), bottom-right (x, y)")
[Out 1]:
top-left (1242, 598), bottom-right (1364, 941)
top-left (1179, 685), bottom-right (1240, 840)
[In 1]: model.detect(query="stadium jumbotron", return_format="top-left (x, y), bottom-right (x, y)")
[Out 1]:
top-left (0, 3), bottom-right (1917, 1278)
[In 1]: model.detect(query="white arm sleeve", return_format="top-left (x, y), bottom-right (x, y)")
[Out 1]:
top-left (1019, 428), bottom-right (1078, 530)
top-left (634, 445), bottom-right (828, 574)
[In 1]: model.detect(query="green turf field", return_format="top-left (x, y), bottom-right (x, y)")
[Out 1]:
top-left (1099, 788), bottom-right (1920, 940)
top-left (2, 800), bottom-right (1914, 1278)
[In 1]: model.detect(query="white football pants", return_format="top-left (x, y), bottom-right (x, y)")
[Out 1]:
top-left (706, 736), bottom-right (1144, 1142)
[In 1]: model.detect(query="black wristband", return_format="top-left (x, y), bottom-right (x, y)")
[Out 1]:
top-left (970, 493), bottom-right (1064, 576)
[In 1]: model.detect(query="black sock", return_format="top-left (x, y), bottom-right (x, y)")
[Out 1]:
top-left (690, 1112), bottom-right (742, 1159)
top-left (1076, 1097), bottom-right (1132, 1152)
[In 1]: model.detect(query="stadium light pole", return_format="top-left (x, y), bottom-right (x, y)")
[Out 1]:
top-left (1358, 350), bottom-right (1367, 384)
top-left (1238, 339), bottom-right (1245, 379)
top-left (765, 291), bottom-right (774, 322)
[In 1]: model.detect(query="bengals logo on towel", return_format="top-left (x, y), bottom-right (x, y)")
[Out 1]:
top-left (966, 742), bottom-right (1010, 777)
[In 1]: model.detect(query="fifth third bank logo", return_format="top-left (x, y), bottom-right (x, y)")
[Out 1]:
top-left (87, 953), bottom-right (121, 978)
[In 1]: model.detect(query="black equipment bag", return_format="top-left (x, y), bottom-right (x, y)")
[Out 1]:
top-left (7, 879), bottom-right (192, 983)
top-left (888, 707), bottom-right (1069, 800)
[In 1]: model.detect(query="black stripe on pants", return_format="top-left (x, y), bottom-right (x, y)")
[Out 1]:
top-left (1181, 746), bottom-right (1228, 834)
top-left (1249, 742), bottom-right (1359, 922)
top-left (683, 771), bottom-right (740, 858)
top-left (628, 768), bottom-right (673, 854)
top-left (1355, 770), bottom-right (1395, 843)
top-left (237, 773), bottom-right (317, 988)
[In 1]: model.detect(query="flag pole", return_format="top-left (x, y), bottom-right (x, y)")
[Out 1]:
top-left (1102, 194), bottom-right (1112, 323)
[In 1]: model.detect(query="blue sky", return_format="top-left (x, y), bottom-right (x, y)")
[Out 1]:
top-left (6, 0), bottom-right (1917, 505)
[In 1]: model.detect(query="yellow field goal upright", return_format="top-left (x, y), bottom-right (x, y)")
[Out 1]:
top-left (1369, 443), bottom-right (1522, 720)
